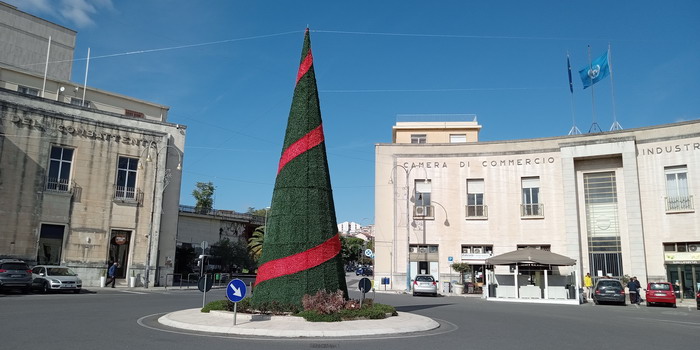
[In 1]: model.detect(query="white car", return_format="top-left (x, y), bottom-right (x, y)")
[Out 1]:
top-left (412, 274), bottom-right (438, 297)
top-left (32, 266), bottom-right (82, 293)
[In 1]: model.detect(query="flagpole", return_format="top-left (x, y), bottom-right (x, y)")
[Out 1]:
top-left (41, 36), bottom-right (51, 98)
top-left (81, 48), bottom-right (90, 107)
top-left (608, 43), bottom-right (622, 131)
top-left (567, 52), bottom-right (580, 135)
top-left (587, 45), bottom-right (601, 133)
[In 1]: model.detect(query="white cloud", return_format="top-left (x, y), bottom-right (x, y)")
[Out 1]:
top-left (4, 0), bottom-right (114, 28)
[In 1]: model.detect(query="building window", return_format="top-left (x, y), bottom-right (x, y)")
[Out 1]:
top-left (521, 177), bottom-right (542, 217)
top-left (125, 109), bottom-right (145, 118)
top-left (411, 134), bottom-right (426, 144)
top-left (413, 179), bottom-right (433, 217)
top-left (47, 146), bottom-right (73, 192)
top-left (461, 245), bottom-right (493, 255)
top-left (664, 242), bottom-right (700, 252)
top-left (466, 179), bottom-right (487, 218)
top-left (665, 166), bottom-right (693, 212)
top-left (584, 171), bottom-right (623, 278)
top-left (115, 156), bottom-right (139, 199)
top-left (18, 85), bottom-right (40, 96)
top-left (450, 134), bottom-right (467, 143)
top-left (410, 244), bottom-right (438, 253)
top-left (70, 97), bottom-right (92, 108)
top-left (517, 244), bottom-right (551, 251)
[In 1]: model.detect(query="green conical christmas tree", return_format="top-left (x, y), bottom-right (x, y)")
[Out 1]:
top-left (251, 29), bottom-right (348, 309)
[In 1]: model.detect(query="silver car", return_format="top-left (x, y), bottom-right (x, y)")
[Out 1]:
top-left (412, 274), bottom-right (438, 297)
top-left (32, 266), bottom-right (82, 294)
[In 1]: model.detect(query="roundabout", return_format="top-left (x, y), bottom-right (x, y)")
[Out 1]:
top-left (157, 308), bottom-right (441, 338)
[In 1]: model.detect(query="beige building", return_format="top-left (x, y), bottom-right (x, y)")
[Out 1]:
top-left (0, 5), bottom-right (185, 287)
top-left (374, 115), bottom-right (700, 299)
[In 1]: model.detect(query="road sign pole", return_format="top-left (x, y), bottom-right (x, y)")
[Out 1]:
top-left (233, 302), bottom-right (238, 325)
top-left (202, 274), bottom-right (207, 308)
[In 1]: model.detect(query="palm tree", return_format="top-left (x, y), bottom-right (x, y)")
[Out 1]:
top-left (248, 226), bottom-right (265, 261)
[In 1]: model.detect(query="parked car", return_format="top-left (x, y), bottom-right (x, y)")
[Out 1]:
top-left (0, 259), bottom-right (32, 294)
top-left (355, 267), bottom-right (373, 276)
top-left (412, 274), bottom-right (438, 297)
top-left (592, 278), bottom-right (626, 305)
top-left (645, 282), bottom-right (676, 308)
top-left (31, 266), bottom-right (82, 294)
top-left (696, 290), bottom-right (700, 310)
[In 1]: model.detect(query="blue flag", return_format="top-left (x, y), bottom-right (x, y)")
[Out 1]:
top-left (579, 50), bottom-right (610, 89)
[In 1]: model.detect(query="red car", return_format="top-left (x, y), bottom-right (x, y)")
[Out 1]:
top-left (645, 282), bottom-right (676, 308)
top-left (696, 290), bottom-right (699, 310)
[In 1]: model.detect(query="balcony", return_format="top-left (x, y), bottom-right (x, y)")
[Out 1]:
top-left (114, 185), bottom-right (143, 205)
top-left (465, 204), bottom-right (488, 219)
top-left (45, 177), bottom-right (73, 193)
top-left (521, 203), bottom-right (544, 218)
top-left (665, 195), bottom-right (694, 213)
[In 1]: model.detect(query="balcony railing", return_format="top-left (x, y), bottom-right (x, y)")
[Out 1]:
top-left (45, 177), bottom-right (72, 192)
top-left (114, 185), bottom-right (143, 204)
top-left (521, 203), bottom-right (544, 217)
top-left (465, 204), bottom-right (488, 218)
top-left (665, 195), bottom-right (694, 212)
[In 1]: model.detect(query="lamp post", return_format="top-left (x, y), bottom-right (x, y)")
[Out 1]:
top-left (264, 206), bottom-right (271, 231)
top-left (390, 163), bottom-right (427, 292)
top-left (139, 141), bottom-right (182, 288)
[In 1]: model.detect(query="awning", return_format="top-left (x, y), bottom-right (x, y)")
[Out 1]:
top-left (486, 247), bottom-right (576, 266)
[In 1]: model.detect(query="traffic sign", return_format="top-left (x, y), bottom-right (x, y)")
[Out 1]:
top-left (448, 256), bottom-right (454, 262)
top-left (358, 277), bottom-right (372, 293)
top-left (226, 279), bottom-right (247, 303)
top-left (198, 275), bottom-right (213, 292)
top-left (364, 249), bottom-right (374, 258)
top-left (201, 241), bottom-right (209, 250)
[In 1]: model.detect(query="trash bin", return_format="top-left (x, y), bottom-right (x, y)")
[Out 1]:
top-left (443, 282), bottom-right (451, 294)
top-left (488, 284), bottom-right (497, 297)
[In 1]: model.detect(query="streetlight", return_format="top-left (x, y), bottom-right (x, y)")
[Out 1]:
top-left (139, 140), bottom-right (183, 288)
top-left (264, 206), bottom-right (271, 232)
top-left (390, 163), bottom-right (427, 292)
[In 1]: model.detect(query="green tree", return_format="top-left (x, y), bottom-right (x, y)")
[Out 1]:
top-left (209, 238), bottom-right (255, 273)
top-left (192, 182), bottom-right (214, 213)
top-left (451, 263), bottom-right (473, 285)
top-left (341, 237), bottom-right (365, 266)
top-left (246, 207), bottom-right (269, 217)
top-left (248, 225), bottom-right (265, 262)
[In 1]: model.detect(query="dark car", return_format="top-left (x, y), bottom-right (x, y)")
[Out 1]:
top-left (696, 290), bottom-right (699, 310)
top-left (592, 278), bottom-right (626, 305)
top-left (355, 267), bottom-right (373, 276)
top-left (0, 259), bottom-right (32, 294)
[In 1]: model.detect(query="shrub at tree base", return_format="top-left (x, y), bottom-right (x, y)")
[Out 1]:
top-left (201, 290), bottom-right (397, 322)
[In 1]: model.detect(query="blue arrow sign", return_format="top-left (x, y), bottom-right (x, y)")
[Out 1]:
top-left (226, 279), bottom-right (247, 303)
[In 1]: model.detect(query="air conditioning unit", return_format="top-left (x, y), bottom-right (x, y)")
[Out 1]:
top-left (472, 248), bottom-right (483, 254)
top-left (689, 244), bottom-right (698, 252)
top-left (414, 205), bottom-right (427, 217)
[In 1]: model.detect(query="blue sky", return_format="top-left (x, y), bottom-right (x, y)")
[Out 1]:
top-left (9, 0), bottom-right (700, 225)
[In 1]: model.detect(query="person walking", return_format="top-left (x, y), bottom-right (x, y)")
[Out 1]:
top-left (584, 272), bottom-right (593, 301)
top-left (105, 262), bottom-right (118, 288)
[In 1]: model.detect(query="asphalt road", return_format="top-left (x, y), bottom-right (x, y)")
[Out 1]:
top-left (1, 276), bottom-right (698, 350)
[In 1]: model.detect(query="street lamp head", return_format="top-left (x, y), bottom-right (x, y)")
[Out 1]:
top-left (176, 162), bottom-right (182, 171)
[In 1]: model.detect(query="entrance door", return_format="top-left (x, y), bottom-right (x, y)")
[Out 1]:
top-left (37, 224), bottom-right (65, 265)
top-left (108, 230), bottom-right (131, 278)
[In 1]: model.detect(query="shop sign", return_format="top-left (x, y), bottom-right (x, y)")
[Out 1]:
top-left (664, 252), bottom-right (700, 264)
top-left (461, 253), bottom-right (491, 261)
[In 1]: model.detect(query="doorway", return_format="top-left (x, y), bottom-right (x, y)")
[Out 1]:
top-left (108, 230), bottom-right (131, 278)
top-left (37, 224), bottom-right (65, 265)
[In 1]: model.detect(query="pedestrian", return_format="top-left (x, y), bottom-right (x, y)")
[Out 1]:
top-left (584, 272), bottom-right (593, 301)
top-left (105, 262), bottom-right (118, 288)
top-left (633, 277), bottom-right (642, 304)
top-left (628, 277), bottom-right (640, 304)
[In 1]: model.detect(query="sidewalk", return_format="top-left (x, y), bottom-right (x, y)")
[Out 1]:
top-left (158, 308), bottom-right (440, 338)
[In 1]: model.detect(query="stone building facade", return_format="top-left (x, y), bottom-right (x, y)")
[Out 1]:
top-left (374, 115), bottom-right (700, 298)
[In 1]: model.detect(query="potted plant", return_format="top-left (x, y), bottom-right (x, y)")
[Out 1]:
top-left (451, 263), bottom-right (473, 294)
